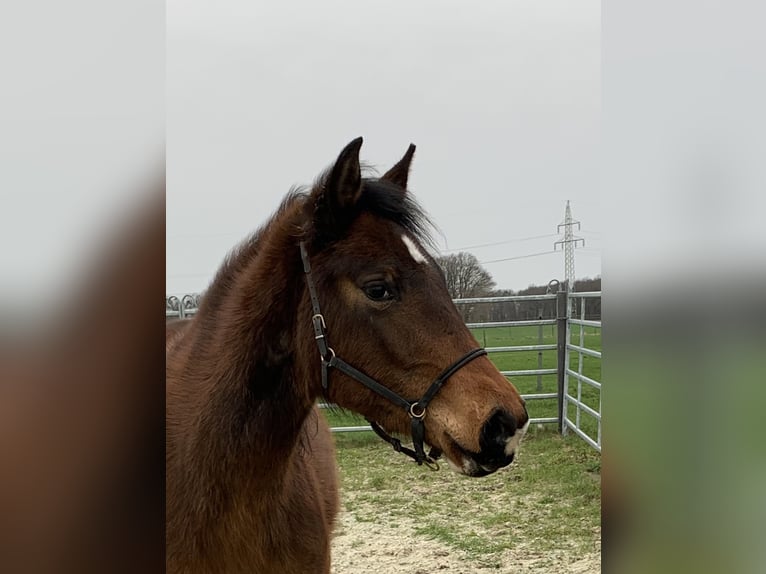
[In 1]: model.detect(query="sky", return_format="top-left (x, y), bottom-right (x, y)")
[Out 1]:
top-left (167, 0), bottom-right (600, 295)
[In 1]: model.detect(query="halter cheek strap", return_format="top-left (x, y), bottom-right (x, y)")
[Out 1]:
top-left (300, 241), bottom-right (487, 469)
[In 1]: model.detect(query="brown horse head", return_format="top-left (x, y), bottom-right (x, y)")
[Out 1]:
top-left (299, 138), bottom-right (529, 477)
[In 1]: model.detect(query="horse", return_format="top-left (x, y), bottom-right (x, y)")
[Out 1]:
top-left (165, 138), bottom-right (530, 574)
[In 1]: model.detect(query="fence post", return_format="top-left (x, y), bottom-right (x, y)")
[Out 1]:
top-left (536, 311), bottom-right (543, 392)
top-left (556, 282), bottom-right (569, 433)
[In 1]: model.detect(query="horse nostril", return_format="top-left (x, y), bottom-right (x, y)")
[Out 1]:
top-left (480, 410), bottom-right (517, 451)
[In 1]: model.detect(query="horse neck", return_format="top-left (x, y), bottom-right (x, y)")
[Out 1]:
top-left (167, 202), bottom-right (320, 515)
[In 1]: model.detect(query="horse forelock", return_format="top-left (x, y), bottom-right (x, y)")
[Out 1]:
top-left (356, 179), bottom-right (436, 250)
top-left (302, 164), bottom-right (436, 252)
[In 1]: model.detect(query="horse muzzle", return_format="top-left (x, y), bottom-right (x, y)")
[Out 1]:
top-left (445, 408), bottom-right (530, 477)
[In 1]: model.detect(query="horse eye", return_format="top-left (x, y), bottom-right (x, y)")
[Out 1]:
top-left (363, 283), bottom-right (392, 302)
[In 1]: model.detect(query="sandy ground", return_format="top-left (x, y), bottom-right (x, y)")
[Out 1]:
top-left (331, 510), bottom-right (600, 574)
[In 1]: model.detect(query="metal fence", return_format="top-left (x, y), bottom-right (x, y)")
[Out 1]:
top-left (460, 293), bottom-right (561, 426)
top-left (166, 294), bottom-right (200, 319)
top-left (165, 288), bottom-right (602, 451)
top-left (562, 291), bottom-right (602, 451)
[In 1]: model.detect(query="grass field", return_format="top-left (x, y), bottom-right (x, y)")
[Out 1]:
top-left (330, 429), bottom-right (601, 571)
top-left (322, 324), bottom-right (602, 571)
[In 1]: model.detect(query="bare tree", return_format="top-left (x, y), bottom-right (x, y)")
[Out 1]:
top-left (436, 252), bottom-right (496, 299)
top-left (436, 253), bottom-right (495, 322)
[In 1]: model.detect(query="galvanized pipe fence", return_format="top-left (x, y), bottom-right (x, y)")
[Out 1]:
top-left (461, 293), bottom-right (561, 427)
top-left (165, 294), bottom-right (200, 319)
top-left (165, 288), bottom-right (602, 451)
top-left (562, 291), bottom-right (602, 451)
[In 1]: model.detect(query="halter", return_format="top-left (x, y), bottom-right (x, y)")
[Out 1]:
top-left (300, 242), bottom-right (487, 469)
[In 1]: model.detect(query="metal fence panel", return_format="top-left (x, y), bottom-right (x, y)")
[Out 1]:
top-left (561, 291), bottom-right (602, 452)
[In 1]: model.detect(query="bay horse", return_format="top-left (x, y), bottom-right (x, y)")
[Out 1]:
top-left (166, 138), bottom-right (530, 574)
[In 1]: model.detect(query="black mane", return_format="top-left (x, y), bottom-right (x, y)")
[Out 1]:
top-left (356, 178), bottom-right (435, 249)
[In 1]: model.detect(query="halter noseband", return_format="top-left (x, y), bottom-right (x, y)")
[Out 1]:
top-left (300, 241), bottom-right (487, 469)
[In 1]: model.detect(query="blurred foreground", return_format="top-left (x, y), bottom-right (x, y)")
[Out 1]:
top-left (0, 2), bottom-right (163, 571)
top-left (0, 190), bottom-right (165, 573)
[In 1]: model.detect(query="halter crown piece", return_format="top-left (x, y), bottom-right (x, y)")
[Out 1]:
top-left (299, 242), bottom-right (487, 470)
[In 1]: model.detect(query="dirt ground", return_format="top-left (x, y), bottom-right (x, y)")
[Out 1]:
top-left (331, 509), bottom-right (601, 574)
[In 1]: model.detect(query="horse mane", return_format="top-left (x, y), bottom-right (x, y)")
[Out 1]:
top-left (198, 189), bottom-right (305, 319)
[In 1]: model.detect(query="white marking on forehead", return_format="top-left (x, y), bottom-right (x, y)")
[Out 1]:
top-left (401, 234), bottom-right (428, 265)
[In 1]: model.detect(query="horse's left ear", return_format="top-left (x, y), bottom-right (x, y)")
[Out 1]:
top-left (326, 137), bottom-right (364, 212)
top-left (380, 143), bottom-right (416, 190)
top-left (313, 137), bottom-right (364, 235)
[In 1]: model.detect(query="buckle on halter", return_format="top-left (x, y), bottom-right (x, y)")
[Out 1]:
top-left (312, 313), bottom-right (327, 331)
top-left (320, 347), bottom-right (336, 365)
top-left (409, 402), bottom-right (426, 419)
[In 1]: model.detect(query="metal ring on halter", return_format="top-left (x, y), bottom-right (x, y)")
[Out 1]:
top-left (409, 402), bottom-right (426, 419)
top-left (320, 347), bottom-right (336, 364)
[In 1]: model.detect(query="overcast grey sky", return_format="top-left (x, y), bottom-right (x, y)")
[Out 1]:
top-left (167, 0), bottom-right (600, 294)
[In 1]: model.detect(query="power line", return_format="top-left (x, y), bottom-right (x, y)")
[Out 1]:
top-left (480, 250), bottom-right (558, 265)
top-left (440, 233), bottom-right (559, 253)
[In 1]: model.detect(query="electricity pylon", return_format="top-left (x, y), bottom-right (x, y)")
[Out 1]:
top-left (554, 201), bottom-right (585, 292)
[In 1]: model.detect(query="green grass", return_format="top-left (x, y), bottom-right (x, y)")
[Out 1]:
top-left (331, 428), bottom-right (601, 566)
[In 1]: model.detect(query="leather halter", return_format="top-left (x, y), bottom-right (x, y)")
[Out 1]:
top-left (300, 242), bottom-right (487, 469)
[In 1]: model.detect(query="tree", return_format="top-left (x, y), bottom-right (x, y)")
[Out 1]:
top-left (436, 252), bottom-right (495, 323)
top-left (572, 276), bottom-right (601, 320)
top-left (436, 252), bottom-right (495, 299)
top-left (486, 288), bottom-right (518, 322)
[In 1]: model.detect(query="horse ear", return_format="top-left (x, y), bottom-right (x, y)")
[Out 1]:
top-left (313, 137), bottom-right (364, 236)
top-left (380, 143), bottom-right (416, 190)
top-left (326, 137), bottom-right (363, 211)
